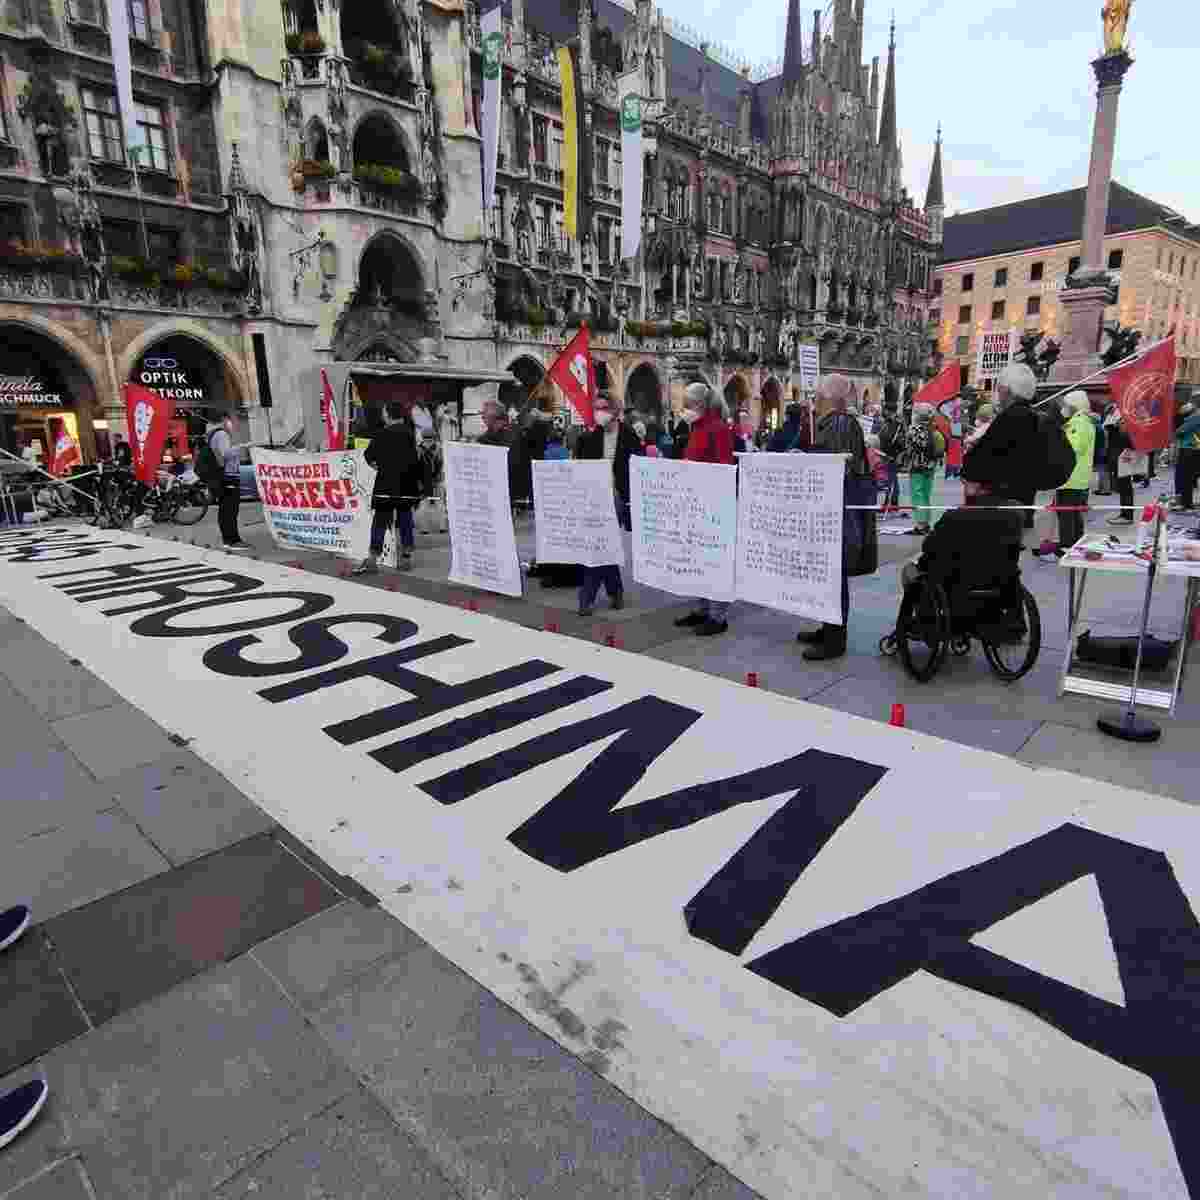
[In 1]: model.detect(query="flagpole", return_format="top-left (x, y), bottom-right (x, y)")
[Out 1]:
top-left (1032, 338), bottom-right (1169, 410)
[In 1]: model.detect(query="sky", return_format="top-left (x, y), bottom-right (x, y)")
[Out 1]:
top-left (651, 0), bottom-right (1198, 221)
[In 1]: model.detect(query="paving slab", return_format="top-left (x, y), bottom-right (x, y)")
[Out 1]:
top-left (0, 808), bottom-right (168, 923)
top-left (212, 1088), bottom-right (465, 1200)
top-left (0, 930), bottom-right (88, 1079)
top-left (50, 701), bottom-right (179, 780)
top-left (106, 749), bottom-right (277, 866)
top-left (689, 1165), bottom-right (767, 1200)
top-left (313, 942), bottom-right (711, 1200)
top-left (14, 957), bottom-right (356, 1200)
top-left (0, 674), bottom-right (63, 752)
top-left (0, 630), bottom-right (121, 721)
top-left (0, 741), bottom-right (113, 847)
top-left (45, 831), bottom-right (341, 1025)
top-left (3, 1160), bottom-right (94, 1199)
top-left (251, 900), bottom-right (425, 1012)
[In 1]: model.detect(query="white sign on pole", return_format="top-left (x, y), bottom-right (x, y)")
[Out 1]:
top-left (798, 343), bottom-right (820, 394)
top-left (734, 452), bottom-right (845, 624)
top-left (444, 441), bottom-right (522, 597)
top-left (630, 456), bottom-right (737, 602)
top-left (252, 448), bottom-right (392, 563)
top-left (531, 459), bottom-right (624, 567)
top-left (975, 330), bottom-right (1017, 381)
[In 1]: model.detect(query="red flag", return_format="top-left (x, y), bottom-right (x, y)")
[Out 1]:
top-left (50, 431), bottom-right (80, 477)
top-left (914, 362), bottom-right (960, 410)
top-left (320, 369), bottom-right (344, 451)
top-left (546, 326), bottom-right (596, 428)
top-left (1108, 335), bottom-right (1176, 452)
top-left (124, 383), bottom-right (175, 486)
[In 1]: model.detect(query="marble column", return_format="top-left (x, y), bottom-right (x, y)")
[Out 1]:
top-left (1052, 50), bottom-right (1133, 385)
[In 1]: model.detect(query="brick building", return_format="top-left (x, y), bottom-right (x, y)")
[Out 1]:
top-left (934, 183), bottom-right (1200, 395)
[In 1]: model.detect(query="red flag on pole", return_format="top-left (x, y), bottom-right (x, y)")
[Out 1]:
top-left (1107, 334), bottom-right (1177, 452)
top-left (913, 362), bottom-right (960, 410)
top-left (124, 383), bottom-right (174, 486)
top-left (546, 326), bottom-right (596, 428)
top-left (50, 430), bottom-right (80, 477)
top-left (320, 369), bottom-right (344, 451)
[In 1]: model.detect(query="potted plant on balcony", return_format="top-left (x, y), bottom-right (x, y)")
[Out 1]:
top-left (351, 41), bottom-right (408, 94)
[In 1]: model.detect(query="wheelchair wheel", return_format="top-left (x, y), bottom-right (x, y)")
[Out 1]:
top-left (950, 636), bottom-right (972, 657)
top-left (895, 580), bottom-right (951, 683)
top-left (879, 633), bottom-right (897, 657)
top-left (981, 584), bottom-right (1041, 682)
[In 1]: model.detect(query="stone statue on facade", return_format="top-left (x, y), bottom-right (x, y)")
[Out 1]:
top-left (1102, 0), bottom-right (1132, 53)
top-left (777, 316), bottom-right (797, 360)
top-left (716, 323), bottom-right (728, 357)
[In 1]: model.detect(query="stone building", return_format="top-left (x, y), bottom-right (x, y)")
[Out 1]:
top-left (935, 183), bottom-right (1200, 394)
top-left (467, 0), bottom-right (944, 426)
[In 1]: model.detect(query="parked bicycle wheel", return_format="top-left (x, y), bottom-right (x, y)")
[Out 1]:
top-left (170, 483), bottom-right (209, 525)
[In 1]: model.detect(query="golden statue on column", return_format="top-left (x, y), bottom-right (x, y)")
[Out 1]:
top-left (1101, 0), bottom-right (1132, 54)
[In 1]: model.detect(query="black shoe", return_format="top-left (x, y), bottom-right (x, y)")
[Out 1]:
top-left (0, 1080), bottom-right (48, 1151)
top-left (577, 606), bottom-right (594, 617)
top-left (0, 904), bottom-right (30, 953)
top-left (610, 592), bottom-right (625, 611)
top-left (803, 642), bottom-right (846, 662)
top-left (695, 619), bottom-right (728, 637)
top-left (796, 629), bottom-right (824, 644)
top-left (675, 612), bottom-right (707, 627)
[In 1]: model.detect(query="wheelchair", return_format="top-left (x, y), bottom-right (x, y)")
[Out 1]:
top-left (879, 563), bottom-right (1041, 684)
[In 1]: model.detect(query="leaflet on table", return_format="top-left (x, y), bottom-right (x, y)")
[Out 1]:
top-left (444, 441), bottom-right (523, 597)
top-left (251, 447), bottom-right (391, 562)
top-left (630, 457), bottom-right (737, 602)
top-left (531, 459), bottom-right (624, 568)
top-left (734, 452), bottom-right (846, 625)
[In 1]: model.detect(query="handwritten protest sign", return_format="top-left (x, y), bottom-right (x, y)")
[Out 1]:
top-left (630, 457), bottom-right (737, 602)
top-left (444, 441), bottom-right (522, 597)
top-left (735, 452), bottom-right (845, 624)
top-left (531, 459), bottom-right (624, 567)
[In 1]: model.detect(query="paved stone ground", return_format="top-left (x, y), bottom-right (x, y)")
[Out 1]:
top-left (1, 467), bottom-right (1193, 1198)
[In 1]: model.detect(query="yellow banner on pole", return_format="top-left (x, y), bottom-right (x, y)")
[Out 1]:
top-left (558, 46), bottom-right (577, 240)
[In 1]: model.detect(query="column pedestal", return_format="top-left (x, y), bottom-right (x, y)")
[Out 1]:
top-left (1052, 283), bottom-right (1115, 384)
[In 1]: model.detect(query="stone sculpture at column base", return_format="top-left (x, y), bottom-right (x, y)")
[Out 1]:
top-left (1052, 281), bottom-right (1117, 384)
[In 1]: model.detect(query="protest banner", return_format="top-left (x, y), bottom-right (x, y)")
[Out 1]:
top-left (444, 440), bottom-right (522, 597)
top-left (735, 452), bottom-right (845, 624)
top-left (630, 456), bottom-right (737, 602)
top-left (531, 459), bottom-right (623, 567)
top-left (252, 447), bottom-right (392, 562)
top-left (798, 343), bottom-right (819, 395)
top-left (975, 330), bottom-right (1016, 381)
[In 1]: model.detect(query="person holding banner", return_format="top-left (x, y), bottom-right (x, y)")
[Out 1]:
top-left (352, 400), bottom-right (422, 575)
top-left (674, 381), bottom-right (736, 637)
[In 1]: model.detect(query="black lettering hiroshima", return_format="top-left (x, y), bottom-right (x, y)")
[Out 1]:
top-left (29, 542), bottom-right (1200, 1194)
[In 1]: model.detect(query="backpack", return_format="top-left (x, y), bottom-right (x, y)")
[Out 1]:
top-left (903, 425), bottom-right (938, 473)
top-left (194, 433), bottom-right (224, 487)
top-left (878, 417), bottom-right (903, 458)
top-left (1035, 410), bottom-right (1077, 491)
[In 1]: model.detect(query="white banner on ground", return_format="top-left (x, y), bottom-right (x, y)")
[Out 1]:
top-left (1, 524), bottom-right (1196, 1200)
top-left (252, 448), bottom-right (392, 562)
top-left (531, 459), bottom-right (623, 567)
top-left (735, 452), bottom-right (845, 624)
top-left (630, 456), bottom-right (737, 602)
top-left (444, 441), bottom-right (522, 597)
top-left (798, 343), bottom-right (820, 394)
top-left (976, 330), bottom-right (1016, 381)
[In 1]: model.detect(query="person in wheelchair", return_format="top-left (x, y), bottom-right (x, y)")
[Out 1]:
top-left (900, 496), bottom-right (1027, 642)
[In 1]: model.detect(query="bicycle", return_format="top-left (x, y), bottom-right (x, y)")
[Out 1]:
top-left (35, 467), bottom-right (103, 523)
top-left (96, 465), bottom-right (209, 529)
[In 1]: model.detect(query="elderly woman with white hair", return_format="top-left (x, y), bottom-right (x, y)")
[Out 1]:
top-left (673, 380), bottom-right (736, 636)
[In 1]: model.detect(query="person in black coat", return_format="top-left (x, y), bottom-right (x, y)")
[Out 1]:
top-left (1102, 404), bottom-right (1136, 524)
top-left (671, 414), bottom-right (691, 460)
top-left (352, 400), bottom-right (423, 574)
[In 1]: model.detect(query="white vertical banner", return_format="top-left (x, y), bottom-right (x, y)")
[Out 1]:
top-left (531, 460), bottom-right (624, 567)
top-left (798, 343), bottom-right (820, 394)
top-left (107, 0), bottom-right (142, 160)
top-left (444, 441), bottom-right (522, 597)
top-left (734, 452), bottom-right (845, 624)
top-left (630, 457), bottom-right (737, 602)
top-left (480, 4), bottom-right (503, 226)
top-left (619, 72), bottom-right (643, 261)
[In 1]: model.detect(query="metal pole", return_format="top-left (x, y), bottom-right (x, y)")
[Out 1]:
top-left (1032, 343), bottom-right (1158, 411)
top-left (0, 446), bottom-right (101, 513)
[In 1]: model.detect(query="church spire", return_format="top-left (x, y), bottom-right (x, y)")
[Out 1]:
top-left (878, 15), bottom-right (898, 153)
top-left (782, 0), bottom-right (804, 86)
top-left (925, 123), bottom-right (944, 209)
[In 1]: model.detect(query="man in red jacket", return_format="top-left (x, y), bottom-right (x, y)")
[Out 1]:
top-left (673, 380), bottom-right (737, 637)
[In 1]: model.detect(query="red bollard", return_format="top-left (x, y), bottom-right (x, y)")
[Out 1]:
top-left (545, 619), bottom-right (560, 634)
top-left (746, 671), bottom-right (759, 688)
top-left (467, 598), bottom-right (480, 613)
top-left (604, 632), bottom-right (617, 648)
top-left (889, 703), bottom-right (906, 727)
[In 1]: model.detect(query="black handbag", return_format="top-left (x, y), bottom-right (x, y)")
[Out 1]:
top-left (1076, 629), bottom-right (1177, 672)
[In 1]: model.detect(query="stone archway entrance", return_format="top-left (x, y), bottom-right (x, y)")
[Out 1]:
top-left (624, 362), bottom-right (662, 422)
top-left (0, 324), bottom-right (101, 465)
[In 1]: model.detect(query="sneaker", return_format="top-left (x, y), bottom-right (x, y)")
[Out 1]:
top-left (796, 629), bottom-right (824, 645)
top-left (223, 541), bottom-right (250, 552)
top-left (695, 619), bottom-right (728, 637)
top-left (577, 605), bottom-right (594, 617)
top-left (803, 641), bottom-right (846, 661)
top-left (0, 1080), bottom-right (48, 1152)
top-left (351, 558), bottom-right (379, 575)
top-left (674, 612), bottom-right (707, 627)
top-left (0, 904), bottom-right (30, 953)
top-left (1106, 515), bottom-right (1134, 526)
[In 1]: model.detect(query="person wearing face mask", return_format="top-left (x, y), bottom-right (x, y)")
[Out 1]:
top-left (673, 381), bottom-right (736, 637)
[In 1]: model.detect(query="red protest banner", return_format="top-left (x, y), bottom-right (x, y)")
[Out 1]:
top-left (914, 362), bottom-right (960, 410)
top-left (1108, 335), bottom-right (1177, 452)
top-left (49, 428), bottom-right (80, 476)
top-left (546, 326), bottom-right (596, 428)
top-left (321, 369), bottom-right (345, 451)
top-left (124, 383), bottom-right (175, 486)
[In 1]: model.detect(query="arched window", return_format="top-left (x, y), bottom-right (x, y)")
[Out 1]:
top-left (304, 117), bottom-right (330, 164)
top-left (356, 234), bottom-right (424, 314)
